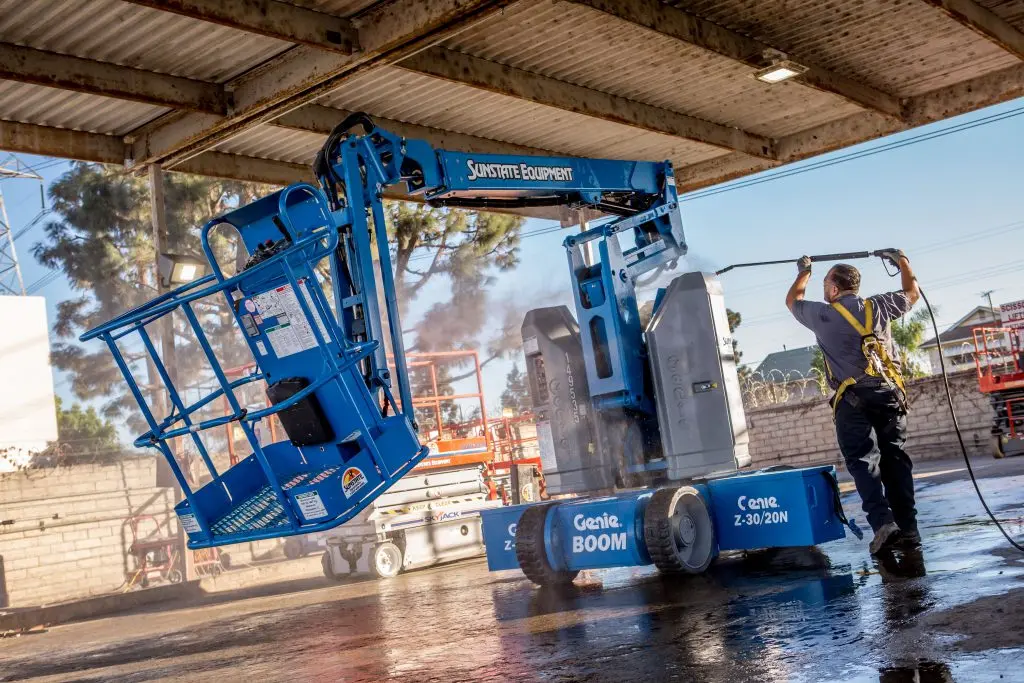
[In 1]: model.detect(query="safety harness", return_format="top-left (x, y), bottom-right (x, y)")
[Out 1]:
top-left (825, 299), bottom-right (908, 416)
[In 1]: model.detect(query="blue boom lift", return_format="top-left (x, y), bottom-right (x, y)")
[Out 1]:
top-left (83, 114), bottom-right (856, 583)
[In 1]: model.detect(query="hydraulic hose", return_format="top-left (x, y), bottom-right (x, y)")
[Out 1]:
top-left (917, 284), bottom-right (1024, 553)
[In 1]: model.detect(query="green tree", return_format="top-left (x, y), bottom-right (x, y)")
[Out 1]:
top-left (33, 163), bottom-right (268, 428)
top-left (53, 396), bottom-right (122, 462)
top-left (891, 307), bottom-right (934, 378)
top-left (811, 347), bottom-right (826, 376)
top-left (810, 346), bottom-right (829, 394)
top-left (387, 202), bottom-right (524, 373)
top-left (500, 363), bottom-right (532, 415)
top-left (726, 308), bottom-right (751, 381)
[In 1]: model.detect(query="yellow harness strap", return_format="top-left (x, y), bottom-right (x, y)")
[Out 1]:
top-left (828, 300), bottom-right (907, 415)
top-left (832, 299), bottom-right (873, 336)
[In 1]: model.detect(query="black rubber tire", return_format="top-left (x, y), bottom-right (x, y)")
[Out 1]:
top-left (321, 550), bottom-right (344, 582)
top-left (283, 537), bottom-right (305, 560)
top-left (993, 434), bottom-right (1006, 459)
top-left (515, 503), bottom-right (579, 587)
top-left (644, 486), bottom-right (715, 575)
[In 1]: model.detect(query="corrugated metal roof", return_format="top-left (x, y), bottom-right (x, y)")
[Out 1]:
top-left (977, 0), bottom-right (1024, 29)
top-left (279, 0), bottom-right (382, 17)
top-left (672, 0), bottom-right (1020, 97)
top-left (444, 0), bottom-right (861, 138)
top-left (0, 81), bottom-right (165, 135)
top-left (0, 0), bottom-right (290, 82)
top-left (0, 0), bottom-right (1019, 191)
top-left (319, 66), bottom-right (729, 165)
top-left (215, 125), bottom-right (324, 164)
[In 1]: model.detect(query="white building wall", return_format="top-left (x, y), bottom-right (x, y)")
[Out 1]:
top-left (0, 296), bottom-right (57, 471)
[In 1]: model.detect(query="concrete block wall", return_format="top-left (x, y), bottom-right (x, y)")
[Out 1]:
top-left (0, 458), bottom-right (288, 608)
top-left (746, 371), bottom-right (994, 469)
top-left (0, 459), bottom-right (176, 607)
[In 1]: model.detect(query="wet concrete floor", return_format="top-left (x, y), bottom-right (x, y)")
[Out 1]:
top-left (2, 458), bottom-right (1023, 682)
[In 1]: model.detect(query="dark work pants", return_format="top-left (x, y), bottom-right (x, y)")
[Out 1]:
top-left (834, 385), bottom-right (917, 533)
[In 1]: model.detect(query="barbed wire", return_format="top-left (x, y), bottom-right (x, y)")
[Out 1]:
top-left (740, 369), bottom-right (829, 409)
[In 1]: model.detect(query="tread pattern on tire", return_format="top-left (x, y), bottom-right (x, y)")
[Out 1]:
top-left (515, 502), bottom-right (579, 586)
top-left (644, 486), bottom-right (713, 575)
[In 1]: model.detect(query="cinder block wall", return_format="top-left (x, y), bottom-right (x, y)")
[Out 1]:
top-left (0, 459), bottom-right (176, 607)
top-left (746, 371), bottom-right (995, 468)
top-left (0, 459), bottom-right (287, 608)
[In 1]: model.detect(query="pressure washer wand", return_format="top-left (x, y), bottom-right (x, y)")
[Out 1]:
top-left (715, 250), bottom-right (888, 275)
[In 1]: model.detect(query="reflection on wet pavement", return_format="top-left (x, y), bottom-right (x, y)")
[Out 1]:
top-left (1, 468), bottom-right (1022, 682)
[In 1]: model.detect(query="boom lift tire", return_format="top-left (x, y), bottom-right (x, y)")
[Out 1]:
top-left (644, 486), bottom-right (715, 574)
top-left (515, 502), bottom-right (580, 587)
top-left (371, 542), bottom-right (403, 579)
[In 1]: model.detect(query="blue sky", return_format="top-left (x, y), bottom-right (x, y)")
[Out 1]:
top-left (4, 97), bottom-right (1024, 415)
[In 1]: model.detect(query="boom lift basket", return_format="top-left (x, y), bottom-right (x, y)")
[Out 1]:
top-left (81, 183), bottom-right (428, 549)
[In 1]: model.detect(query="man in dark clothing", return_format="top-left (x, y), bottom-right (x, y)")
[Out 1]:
top-left (785, 250), bottom-right (921, 554)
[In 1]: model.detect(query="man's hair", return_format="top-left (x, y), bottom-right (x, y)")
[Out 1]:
top-left (829, 264), bottom-right (861, 293)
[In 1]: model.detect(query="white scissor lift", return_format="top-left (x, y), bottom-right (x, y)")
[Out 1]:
top-left (320, 453), bottom-right (502, 579)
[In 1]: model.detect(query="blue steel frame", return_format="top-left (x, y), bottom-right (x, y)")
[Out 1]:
top-left (83, 115), bottom-right (689, 547)
top-left (320, 123), bottom-right (687, 416)
top-left (81, 183), bottom-right (428, 547)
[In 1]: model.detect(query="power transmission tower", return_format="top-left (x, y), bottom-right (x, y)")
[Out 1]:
top-left (0, 157), bottom-right (43, 296)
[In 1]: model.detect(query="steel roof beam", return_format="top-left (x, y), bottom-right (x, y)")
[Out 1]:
top-left (274, 105), bottom-right (558, 156)
top-left (174, 151), bottom-right (314, 185)
top-left (129, 0), bottom-right (516, 169)
top-left (399, 47), bottom-right (777, 159)
top-left (0, 120), bottom-right (125, 165)
top-left (118, 0), bottom-right (358, 54)
top-left (569, 0), bottom-right (903, 119)
top-left (920, 0), bottom-right (1024, 60)
top-left (0, 43), bottom-right (227, 115)
top-left (0, 119), bottom-right (315, 186)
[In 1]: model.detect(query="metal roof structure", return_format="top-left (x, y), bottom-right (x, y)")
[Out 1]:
top-left (0, 0), bottom-right (1022, 197)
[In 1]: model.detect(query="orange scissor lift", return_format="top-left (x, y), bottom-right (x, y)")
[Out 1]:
top-left (973, 327), bottom-right (1024, 458)
top-left (182, 350), bottom-right (544, 576)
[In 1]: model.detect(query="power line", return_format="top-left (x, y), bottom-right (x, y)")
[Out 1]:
top-left (401, 106), bottom-right (1024, 267)
top-left (681, 104), bottom-right (1024, 202)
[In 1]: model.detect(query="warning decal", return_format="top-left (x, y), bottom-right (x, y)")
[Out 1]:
top-left (295, 491), bottom-right (328, 520)
top-left (179, 513), bottom-right (201, 535)
top-left (251, 282), bottom-right (330, 358)
top-left (342, 467), bottom-right (368, 497)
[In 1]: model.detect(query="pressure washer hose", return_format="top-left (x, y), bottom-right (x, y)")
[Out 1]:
top-left (917, 284), bottom-right (1024, 553)
top-left (717, 252), bottom-right (1023, 552)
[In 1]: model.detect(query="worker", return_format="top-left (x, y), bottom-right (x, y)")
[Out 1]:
top-left (785, 250), bottom-right (921, 555)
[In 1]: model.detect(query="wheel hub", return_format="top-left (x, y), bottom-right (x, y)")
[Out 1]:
top-left (674, 513), bottom-right (697, 547)
top-left (378, 552), bottom-right (393, 572)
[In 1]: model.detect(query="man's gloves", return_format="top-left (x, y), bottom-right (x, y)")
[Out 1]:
top-left (878, 249), bottom-right (907, 269)
top-left (797, 255), bottom-right (813, 274)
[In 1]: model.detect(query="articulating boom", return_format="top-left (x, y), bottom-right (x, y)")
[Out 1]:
top-left (314, 113), bottom-right (687, 415)
top-left (83, 113), bottom-right (695, 548)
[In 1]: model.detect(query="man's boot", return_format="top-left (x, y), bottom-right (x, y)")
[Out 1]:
top-left (869, 521), bottom-right (901, 555)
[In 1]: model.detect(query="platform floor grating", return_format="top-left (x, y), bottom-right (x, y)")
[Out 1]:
top-left (210, 466), bottom-right (341, 536)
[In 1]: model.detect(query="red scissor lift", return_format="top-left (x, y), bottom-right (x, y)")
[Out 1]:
top-left (973, 327), bottom-right (1024, 458)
